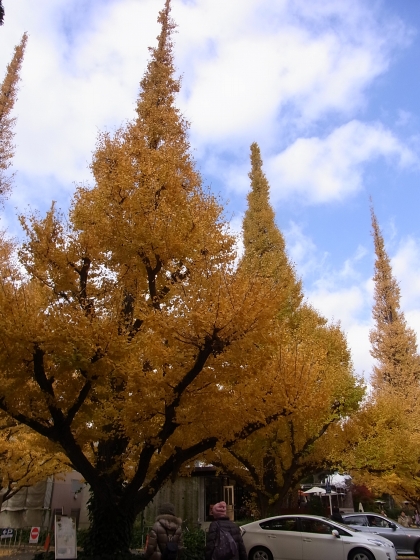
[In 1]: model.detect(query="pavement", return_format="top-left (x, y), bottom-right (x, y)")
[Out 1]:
top-left (0, 553), bottom-right (36, 559)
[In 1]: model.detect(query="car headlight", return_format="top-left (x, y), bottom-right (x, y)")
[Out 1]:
top-left (367, 538), bottom-right (394, 548)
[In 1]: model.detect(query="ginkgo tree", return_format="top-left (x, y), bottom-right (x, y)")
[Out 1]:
top-left (0, 32), bottom-right (65, 503)
top-left (0, 32), bottom-right (27, 203)
top-left (328, 207), bottom-right (420, 504)
top-left (203, 144), bottom-right (363, 517)
top-left (0, 2), bottom-right (315, 556)
top-left (205, 304), bottom-right (362, 517)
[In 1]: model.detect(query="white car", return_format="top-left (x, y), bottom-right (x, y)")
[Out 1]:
top-left (240, 514), bottom-right (396, 560)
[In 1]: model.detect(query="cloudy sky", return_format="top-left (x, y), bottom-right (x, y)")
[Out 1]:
top-left (1, 0), bottom-right (420, 380)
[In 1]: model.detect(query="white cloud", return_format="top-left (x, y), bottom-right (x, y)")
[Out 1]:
top-left (284, 227), bottom-right (375, 377)
top-left (309, 284), bottom-right (365, 325)
top-left (1, 0), bottom-right (159, 195)
top-left (306, 282), bottom-right (372, 378)
top-left (392, 236), bottom-right (420, 313)
top-left (284, 221), bottom-right (327, 279)
top-left (266, 121), bottom-right (418, 203)
top-left (346, 323), bottom-right (372, 379)
top-left (0, 0), bottom-right (414, 216)
top-left (176, 0), bottom-right (410, 146)
top-left (396, 109), bottom-right (412, 127)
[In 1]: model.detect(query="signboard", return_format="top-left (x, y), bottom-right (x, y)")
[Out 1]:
top-left (0, 528), bottom-right (14, 539)
top-left (29, 526), bottom-right (40, 543)
top-left (55, 515), bottom-right (77, 559)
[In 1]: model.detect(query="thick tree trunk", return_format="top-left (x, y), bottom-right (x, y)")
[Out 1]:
top-left (83, 490), bottom-right (137, 557)
top-left (256, 492), bottom-right (272, 519)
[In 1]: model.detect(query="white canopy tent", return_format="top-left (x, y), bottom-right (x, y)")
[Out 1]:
top-left (303, 487), bottom-right (326, 494)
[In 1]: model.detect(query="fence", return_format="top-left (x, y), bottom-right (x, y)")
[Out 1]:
top-left (0, 526), bottom-right (52, 554)
top-left (0, 522), bottom-right (207, 557)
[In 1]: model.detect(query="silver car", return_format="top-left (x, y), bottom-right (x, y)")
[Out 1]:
top-left (240, 514), bottom-right (396, 560)
top-left (342, 512), bottom-right (420, 557)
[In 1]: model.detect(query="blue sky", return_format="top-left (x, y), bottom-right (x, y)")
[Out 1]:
top-left (1, 0), bottom-right (420, 379)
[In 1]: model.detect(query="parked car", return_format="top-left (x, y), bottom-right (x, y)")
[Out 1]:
top-left (342, 512), bottom-right (420, 557)
top-left (240, 513), bottom-right (396, 560)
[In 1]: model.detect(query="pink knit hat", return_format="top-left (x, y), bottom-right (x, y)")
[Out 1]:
top-left (212, 501), bottom-right (227, 519)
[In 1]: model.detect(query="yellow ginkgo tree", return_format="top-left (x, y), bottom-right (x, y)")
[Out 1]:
top-left (204, 144), bottom-right (363, 517)
top-left (329, 207), bottom-right (420, 504)
top-left (0, 32), bottom-right (27, 203)
top-left (0, 32), bottom-right (68, 503)
top-left (0, 2), bottom-right (307, 555)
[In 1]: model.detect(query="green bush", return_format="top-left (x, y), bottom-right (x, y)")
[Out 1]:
top-left (181, 527), bottom-right (206, 560)
top-left (306, 499), bottom-right (327, 517)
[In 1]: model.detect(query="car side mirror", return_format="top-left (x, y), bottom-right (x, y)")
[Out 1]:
top-left (389, 523), bottom-right (397, 530)
top-left (331, 530), bottom-right (340, 538)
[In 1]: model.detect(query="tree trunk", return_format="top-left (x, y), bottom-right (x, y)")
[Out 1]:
top-left (83, 489), bottom-right (137, 557)
top-left (256, 492), bottom-right (272, 519)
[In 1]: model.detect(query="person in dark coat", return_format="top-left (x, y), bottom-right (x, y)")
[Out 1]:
top-left (330, 506), bottom-right (345, 524)
top-left (205, 501), bottom-right (247, 560)
top-left (144, 502), bottom-right (183, 560)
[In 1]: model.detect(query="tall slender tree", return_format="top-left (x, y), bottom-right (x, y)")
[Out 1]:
top-left (205, 145), bottom-right (362, 517)
top-left (370, 206), bottom-right (420, 391)
top-left (242, 143), bottom-right (301, 302)
top-left (328, 207), bottom-right (420, 502)
top-left (0, 33), bottom-right (27, 203)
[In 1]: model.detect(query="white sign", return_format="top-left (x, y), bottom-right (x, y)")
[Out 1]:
top-left (29, 526), bottom-right (40, 543)
top-left (55, 515), bottom-right (77, 559)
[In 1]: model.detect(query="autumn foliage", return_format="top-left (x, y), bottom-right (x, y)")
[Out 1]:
top-left (204, 144), bottom-right (362, 517)
top-left (0, 1), bottom-right (362, 555)
top-left (331, 207), bottom-right (420, 504)
top-left (0, 33), bottom-right (27, 203)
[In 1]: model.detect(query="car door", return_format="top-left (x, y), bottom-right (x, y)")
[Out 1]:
top-left (365, 515), bottom-right (411, 553)
top-left (299, 517), bottom-right (345, 560)
top-left (258, 517), bottom-right (303, 560)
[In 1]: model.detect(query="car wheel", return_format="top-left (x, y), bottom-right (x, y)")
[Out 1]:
top-left (248, 546), bottom-right (273, 560)
top-left (415, 540), bottom-right (420, 559)
top-left (348, 549), bottom-right (375, 560)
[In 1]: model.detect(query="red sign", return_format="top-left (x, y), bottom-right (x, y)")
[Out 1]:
top-left (29, 526), bottom-right (40, 543)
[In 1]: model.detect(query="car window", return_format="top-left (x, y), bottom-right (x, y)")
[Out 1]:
top-left (259, 517), bottom-right (299, 531)
top-left (300, 518), bottom-right (334, 534)
top-left (328, 523), bottom-right (355, 537)
top-left (345, 515), bottom-right (368, 526)
top-left (367, 515), bottom-right (393, 528)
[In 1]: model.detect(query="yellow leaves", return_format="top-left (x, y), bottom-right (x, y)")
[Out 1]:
top-left (0, 416), bottom-right (70, 501)
top-left (201, 300), bottom-right (362, 504)
top-left (0, 32), bottom-right (27, 201)
top-left (370, 206), bottom-right (420, 390)
top-left (337, 209), bottom-right (420, 502)
top-left (0, 1), bottom-right (363, 526)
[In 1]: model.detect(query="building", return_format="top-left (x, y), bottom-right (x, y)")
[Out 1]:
top-left (0, 471), bottom-right (89, 529)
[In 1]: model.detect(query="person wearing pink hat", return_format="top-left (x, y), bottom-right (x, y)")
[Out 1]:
top-left (205, 501), bottom-right (247, 560)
